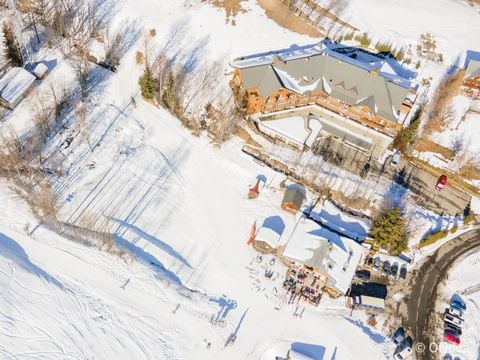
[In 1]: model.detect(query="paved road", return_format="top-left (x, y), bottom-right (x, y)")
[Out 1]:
top-left (406, 229), bottom-right (480, 360)
top-left (396, 159), bottom-right (471, 216)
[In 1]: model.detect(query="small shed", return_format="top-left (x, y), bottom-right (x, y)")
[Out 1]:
top-left (0, 67), bottom-right (36, 109)
top-left (281, 186), bottom-right (305, 214)
top-left (32, 63), bottom-right (48, 79)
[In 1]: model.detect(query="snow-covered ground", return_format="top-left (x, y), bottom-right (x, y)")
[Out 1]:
top-left (0, 2), bottom-right (392, 358)
top-left (437, 251), bottom-right (480, 360)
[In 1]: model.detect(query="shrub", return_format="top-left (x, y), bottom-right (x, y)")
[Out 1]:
top-left (449, 225), bottom-right (458, 234)
top-left (392, 106), bottom-right (423, 153)
top-left (139, 67), bottom-right (158, 100)
top-left (464, 213), bottom-right (475, 225)
top-left (375, 41), bottom-right (392, 53)
top-left (370, 208), bottom-right (407, 253)
top-left (355, 32), bottom-right (372, 47)
top-left (343, 32), bottom-right (354, 41)
top-left (419, 230), bottom-right (448, 248)
top-left (136, 51), bottom-right (144, 65)
top-left (394, 48), bottom-right (405, 61)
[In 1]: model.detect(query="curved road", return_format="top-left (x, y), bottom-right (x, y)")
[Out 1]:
top-left (406, 228), bottom-right (480, 360)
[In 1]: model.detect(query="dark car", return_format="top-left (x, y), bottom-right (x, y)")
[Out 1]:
top-left (365, 256), bottom-right (374, 268)
top-left (392, 326), bottom-right (405, 345)
top-left (444, 324), bottom-right (462, 336)
top-left (436, 175), bottom-right (447, 191)
top-left (399, 264), bottom-right (407, 279)
top-left (355, 269), bottom-right (371, 282)
top-left (373, 256), bottom-right (382, 269)
top-left (390, 262), bottom-right (399, 277)
top-left (382, 260), bottom-right (391, 276)
top-left (395, 336), bottom-right (413, 354)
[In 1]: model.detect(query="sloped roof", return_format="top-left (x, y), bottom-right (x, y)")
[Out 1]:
top-left (282, 217), bottom-right (363, 294)
top-left (234, 39), bottom-right (415, 122)
top-left (282, 187), bottom-right (305, 209)
top-left (465, 59), bottom-right (480, 80)
top-left (0, 67), bottom-right (36, 105)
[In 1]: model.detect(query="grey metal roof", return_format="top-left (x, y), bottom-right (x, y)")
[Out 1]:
top-left (240, 65), bottom-right (281, 97)
top-left (282, 187), bottom-right (305, 208)
top-left (236, 42), bottom-right (413, 123)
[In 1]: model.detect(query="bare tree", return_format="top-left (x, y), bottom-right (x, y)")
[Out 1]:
top-left (74, 57), bottom-right (93, 98)
top-left (103, 20), bottom-right (140, 71)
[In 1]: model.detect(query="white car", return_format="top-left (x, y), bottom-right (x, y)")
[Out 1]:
top-left (394, 346), bottom-right (412, 360)
top-left (444, 313), bottom-right (463, 327)
top-left (446, 307), bottom-right (464, 320)
top-left (391, 151), bottom-right (401, 167)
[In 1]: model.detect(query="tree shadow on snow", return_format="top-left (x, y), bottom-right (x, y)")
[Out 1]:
top-left (115, 234), bottom-right (183, 286)
top-left (112, 219), bottom-right (192, 268)
top-left (0, 232), bottom-right (65, 290)
top-left (343, 317), bottom-right (385, 344)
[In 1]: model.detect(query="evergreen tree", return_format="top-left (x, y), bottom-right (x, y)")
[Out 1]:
top-left (370, 207), bottom-right (407, 254)
top-left (2, 23), bottom-right (23, 67)
top-left (138, 67), bottom-right (157, 100)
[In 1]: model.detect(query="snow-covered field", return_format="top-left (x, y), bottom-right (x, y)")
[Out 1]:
top-left (0, 2), bottom-right (393, 358)
top-left (437, 251), bottom-right (480, 360)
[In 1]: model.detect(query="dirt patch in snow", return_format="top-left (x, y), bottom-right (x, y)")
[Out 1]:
top-left (421, 70), bottom-right (465, 138)
top-left (458, 159), bottom-right (480, 181)
top-left (415, 138), bottom-right (454, 160)
top-left (207, 0), bottom-right (247, 24)
top-left (257, 0), bottom-right (323, 38)
top-left (234, 126), bottom-right (262, 147)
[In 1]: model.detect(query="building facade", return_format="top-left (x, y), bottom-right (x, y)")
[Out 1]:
top-left (231, 39), bottom-right (419, 158)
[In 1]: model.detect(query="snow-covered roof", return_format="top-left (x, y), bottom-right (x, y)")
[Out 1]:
top-left (233, 39), bottom-right (417, 122)
top-left (359, 295), bottom-right (385, 309)
top-left (310, 200), bottom-right (371, 241)
top-left (0, 67), bottom-right (36, 106)
top-left (255, 226), bottom-right (281, 248)
top-left (282, 217), bottom-right (364, 295)
top-left (32, 63), bottom-right (48, 79)
top-left (258, 116), bottom-right (322, 147)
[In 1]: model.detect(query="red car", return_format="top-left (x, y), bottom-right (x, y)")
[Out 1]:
top-left (436, 175), bottom-right (447, 191)
top-left (443, 332), bottom-right (460, 345)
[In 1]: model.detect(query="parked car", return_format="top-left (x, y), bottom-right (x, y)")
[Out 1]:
top-left (365, 256), bottom-right (374, 268)
top-left (444, 313), bottom-right (463, 328)
top-left (443, 354), bottom-right (452, 360)
top-left (382, 261), bottom-right (391, 276)
top-left (392, 326), bottom-right (405, 345)
top-left (373, 256), bottom-right (382, 269)
top-left (451, 298), bottom-right (466, 311)
top-left (394, 336), bottom-right (413, 360)
top-left (391, 151), bottom-right (401, 167)
top-left (443, 331), bottom-right (460, 345)
top-left (394, 347), bottom-right (413, 360)
top-left (390, 262), bottom-right (399, 277)
top-left (355, 269), bottom-right (371, 282)
top-left (436, 175), bottom-right (447, 191)
top-left (445, 307), bottom-right (464, 320)
top-left (444, 324), bottom-right (462, 336)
